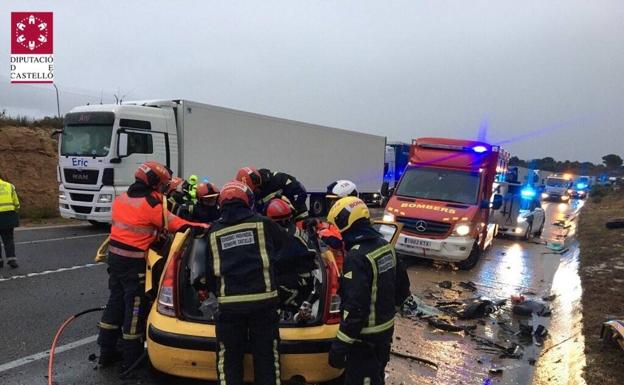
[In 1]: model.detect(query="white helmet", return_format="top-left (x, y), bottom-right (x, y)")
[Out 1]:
top-left (327, 180), bottom-right (358, 198)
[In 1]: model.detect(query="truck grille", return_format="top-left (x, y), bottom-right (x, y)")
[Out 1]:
top-left (71, 205), bottom-right (92, 214)
top-left (63, 169), bottom-right (99, 185)
top-left (70, 193), bottom-right (94, 202)
top-left (396, 217), bottom-right (452, 236)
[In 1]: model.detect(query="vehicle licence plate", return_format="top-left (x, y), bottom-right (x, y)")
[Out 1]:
top-left (75, 214), bottom-right (87, 220)
top-left (400, 236), bottom-right (434, 249)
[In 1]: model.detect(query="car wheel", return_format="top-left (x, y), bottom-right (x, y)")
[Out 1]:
top-left (457, 242), bottom-right (481, 270)
top-left (309, 195), bottom-right (327, 217)
top-left (523, 223), bottom-right (533, 241)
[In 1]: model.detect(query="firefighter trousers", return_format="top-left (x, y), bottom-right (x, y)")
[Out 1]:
top-left (215, 306), bottom-right (281, 385)
top-left (97, 253), bottom-right (148, 365)
top-left (344, 332), bottom-right (393, 385)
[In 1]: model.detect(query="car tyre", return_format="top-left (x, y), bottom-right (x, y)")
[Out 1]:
top-left (310, 195), bottom-right (327, 217)
top-left (457, 242), bottom-right (481, 270)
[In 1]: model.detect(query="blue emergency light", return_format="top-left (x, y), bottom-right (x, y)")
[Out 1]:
top-left (521, 188), bottom-right (536, 199)
top-left (576, 183), bottom-right (587, 190)
top-left (472, 145), bottom-right (488, 153)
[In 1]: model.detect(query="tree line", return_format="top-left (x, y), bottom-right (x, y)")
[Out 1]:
top-left (509, 154), bottom-right (624, 176)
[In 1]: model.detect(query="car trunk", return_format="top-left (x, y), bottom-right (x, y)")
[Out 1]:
top-left (177, 236), bottom-right (329, 327)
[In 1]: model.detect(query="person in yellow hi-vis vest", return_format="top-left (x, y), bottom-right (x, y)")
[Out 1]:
top-left (0, 174), bottom-right (20, 268)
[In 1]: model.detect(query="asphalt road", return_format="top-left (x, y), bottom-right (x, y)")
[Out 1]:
top-left (0, 200), bottom-right (585, 385)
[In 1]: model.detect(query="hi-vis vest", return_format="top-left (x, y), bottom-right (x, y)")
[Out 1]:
top-left (0, 180), bottom-right (19, 213)
top-left (209, 220), bottom-right (278, 306)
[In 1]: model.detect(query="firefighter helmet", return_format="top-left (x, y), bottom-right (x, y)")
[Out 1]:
top-left (197, 182), bottom-right (220, 199)
top-left (327, 196), bottom-right (370, 233)
top-left (235, 167), bottom-right (262, 191)
top-left (135, 161), bottom-right (171, 190)
top-left (326, 180), bottom-right (358, 198)
top-left (266, 198), bottom-right (294, 222)
top-left (219, 180), bottom-right (254, 207)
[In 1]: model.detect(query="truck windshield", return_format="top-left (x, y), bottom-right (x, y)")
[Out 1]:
top-left (60, 125), bottom-right (113, 157)
top-left (546, 178), bottom-right (570, 188)
top-left (396, 167), bottom-right (481, 205)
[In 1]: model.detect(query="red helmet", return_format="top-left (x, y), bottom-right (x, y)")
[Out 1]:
top-left (218, 180), bottom-right (254, 207)
top-left (135, 161), bottom-right (171, 190)
top-left (166, 177), bottom-right (184, 194)
top-left (266, 198), bottom-right (294, 221)
top-left (235, 167), bottom-right (262, 191)
top-left (197, 182), bottom-right (220, 199)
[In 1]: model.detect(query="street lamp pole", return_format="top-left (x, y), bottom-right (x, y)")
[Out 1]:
top-left (53, 83), bottom-right (60, 118)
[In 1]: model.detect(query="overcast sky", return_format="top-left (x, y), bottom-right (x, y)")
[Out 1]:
top-left (1, 0), bottom-right (623, 163)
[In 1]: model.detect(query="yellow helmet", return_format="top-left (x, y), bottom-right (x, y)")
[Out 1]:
top-left (327, 196), bottom-right (370, 233)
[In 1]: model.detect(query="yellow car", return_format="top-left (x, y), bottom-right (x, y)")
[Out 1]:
top-left (145, 222), bottom-right (400, 383)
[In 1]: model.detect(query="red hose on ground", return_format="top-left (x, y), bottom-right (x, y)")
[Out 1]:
top-left (47, 307), bottom-right (105, 385)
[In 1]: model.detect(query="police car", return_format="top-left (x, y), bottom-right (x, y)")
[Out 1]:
top-left (144, 222), bottom-right (401, 383)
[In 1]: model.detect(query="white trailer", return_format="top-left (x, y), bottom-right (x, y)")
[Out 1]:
top-left (57, 100), bottom-right (386, 224)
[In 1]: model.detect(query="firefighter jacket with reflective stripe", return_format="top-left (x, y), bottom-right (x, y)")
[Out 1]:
top-left (274, 224), bottom-right (316, 276)
top-left (0, 179), bottom-right (20, 229)
top-left (110, 183), bottom-right (197, 254)
top-left (206, 203), bottom-right (286, 311)
top-left (258, 172), bottom-right (307, 208)
top-left (336, 226), bottom-right (410, 344)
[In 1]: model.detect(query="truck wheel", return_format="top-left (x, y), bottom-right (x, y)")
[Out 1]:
top-left (309, 195), bottom-right (327, 217)
top-left (457, 243), bottom-right (481, 271)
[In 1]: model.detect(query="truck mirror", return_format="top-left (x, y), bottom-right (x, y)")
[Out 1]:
top-left (491, 194), bottom-right (503, 210)
top-left (372, 221), bottom-right (403, 245)
top-left (381, 182), bottom-right (389, 197)
top-left (50, 129), bottom-right (63, 138)
top-left (118, 132), bottom-right (129, 157)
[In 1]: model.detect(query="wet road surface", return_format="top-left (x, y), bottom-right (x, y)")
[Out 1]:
top-left (0, 201), bottom-right (586, 384)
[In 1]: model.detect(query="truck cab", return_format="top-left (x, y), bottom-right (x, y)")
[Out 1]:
top-left (541, 174), bottom-right (573, 202)
top-left (383, 138), bottom-right (506, 270)
top-left (58, 103), bottom-right (178, 224)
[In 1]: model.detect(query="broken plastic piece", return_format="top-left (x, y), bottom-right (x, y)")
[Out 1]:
top-left (439, 281), bottom-right (453, 289)
top-left (512, 300), bottom-right (551, 317)
top-left (428, 318), bottom-right (476, 333)
top-left (459, 281), bottom-right (478, 291)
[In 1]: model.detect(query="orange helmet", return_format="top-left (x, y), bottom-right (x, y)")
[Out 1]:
top-left (166, 177), bottom-right (184, 194)
top-left (266, 198), bottom-right (293, 222)
top-left (135, 161), bottom-right (171, 190)
top-left (197, 182), bottom-right (220, 200)
top-left (218, 180), bottom-right (254, 207)
top-left (235, 167), bottom-right (262, 191)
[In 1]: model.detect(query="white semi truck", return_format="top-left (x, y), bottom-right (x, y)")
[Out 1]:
top-left (57, 100), bottom-right (386, 224)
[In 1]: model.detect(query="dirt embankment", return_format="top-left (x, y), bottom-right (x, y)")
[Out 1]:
top-left (0, 126), bottom-right (59, 218)
top-left (578, 192), bottom-right (624, 385)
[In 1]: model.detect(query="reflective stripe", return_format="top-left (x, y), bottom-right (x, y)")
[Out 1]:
top-left (361, 317), bottom-right (395, 334)
top-left (273, 339), bottom-right (281, 385)
top-left (366, 253), bottom-right (378, 327)
top-left (210, 232), bottom-right (225, 297)
top-left (111, 220), bottom-right (157, 235)
top-left (108, 246), bottom-right (146, 259)
top-left (364, 378), bottom-right (371, 385)
top-left (261, 190), bottom-right (282, 204)
top-left (256, 223), bottom-right (272, 292)
top-left (98, 321), bottom-right (119, 330)
top-left (295, 211), bottom-right (309, 220)
top-left (336, 330), bottom-right (359, 344)
top-left (130, 296), bottom-right (141, 335)
top-left (218, 342), bottom-right (226, 385)
top-left (0, 203), bottom-right (15, 207)
top-left (217, 290), bottom-right (278, 304)
top-left (122, 333), bottom-right (142, 340)
top-left (6, 257), bottom-right (16, 262)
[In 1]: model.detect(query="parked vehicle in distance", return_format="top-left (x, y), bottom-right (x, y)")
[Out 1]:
top-left (57, 100), bottom-right (387, 224)
top-left (383, 142), bottom-right (410, 197)
top-left (570, 175), bottom-right (591, 199)
top-left (541, 174), bottom-right (573, 202)
top-left (491, 183), bottom-right (545, 240)
top-left (383, 138), bottom-right (507, 270)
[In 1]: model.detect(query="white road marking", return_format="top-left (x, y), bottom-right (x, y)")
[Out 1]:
top-left (0, 335), bottom-right (98, 373)
top-left (0, 263), bottom-right (105, 283)
top-left (15, 233), bottom-right (108, 245)
top-left (15, 223), bottom-right (91, 232)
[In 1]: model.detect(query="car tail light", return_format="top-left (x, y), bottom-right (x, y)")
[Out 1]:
top-left (323, 256), bottom-right (342, 325)
top-left (157, 250), bottom-right (181, 317)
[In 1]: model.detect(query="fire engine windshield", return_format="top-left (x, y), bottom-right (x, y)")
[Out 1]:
top-left (60, 125), bottom-right (113, 157)
top-left (396, 167), bottom-right (481, 205)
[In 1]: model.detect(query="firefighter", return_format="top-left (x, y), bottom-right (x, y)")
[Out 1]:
top-left (97, 161), bottom-right (207, 376)
top-left (327, 197), bottom-right (411, 385)
top-left (165, 177), bottom-right (187, 215)
top-left (266, 198), bottom-right (317, 314)
top-left (187, 174), bottom-right (199, 202)
top-left (180, 182), bottom-right (221, 223)
top-left (0, 174), bottom-right (20, 269)
top-left (205, 180), bottom-right (285, 385)
top-left (236, 167), bottom-right (308, 219)
top-left (326, 179), bottom-right (358, 203)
